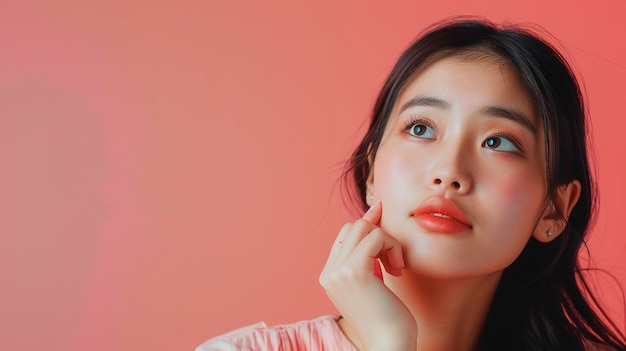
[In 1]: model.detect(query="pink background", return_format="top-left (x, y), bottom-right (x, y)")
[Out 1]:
top-left (1, 1), bottom-right (625, 350)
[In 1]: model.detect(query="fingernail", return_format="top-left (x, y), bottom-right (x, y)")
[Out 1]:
top-left (366, 200), bottom-right (380, 212)
top-left (362, 200), bottom-right (381, 221)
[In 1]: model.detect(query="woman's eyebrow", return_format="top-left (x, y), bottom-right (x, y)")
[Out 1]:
top-left (480, 106), bottom-right (537, 136)
top-left (399, 95), bottom-right (450, 113)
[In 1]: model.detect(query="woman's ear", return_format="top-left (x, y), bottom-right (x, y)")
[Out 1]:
top-left (533, 180), bottom-right (581, 243)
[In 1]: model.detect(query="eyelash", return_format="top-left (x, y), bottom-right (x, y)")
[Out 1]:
top-left (402, 116), bottom-right (525, 154)
top-left (402, 116), bottom-right (435, 136)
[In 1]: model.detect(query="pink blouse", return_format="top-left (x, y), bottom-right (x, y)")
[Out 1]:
top-left (196, 315), bottom-right (358, 351)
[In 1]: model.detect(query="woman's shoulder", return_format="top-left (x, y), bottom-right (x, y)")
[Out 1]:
top-left (195, 315), bottom-right (357, 351)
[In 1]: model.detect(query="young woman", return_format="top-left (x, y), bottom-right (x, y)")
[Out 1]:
top-left (197, 19), bottom-right (626, 351)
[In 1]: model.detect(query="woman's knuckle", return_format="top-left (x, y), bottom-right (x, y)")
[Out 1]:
top-left (318, 274), bottom-right (328, 287)
top-left (352, 219), bottom-right (373, 234)
top-left (338, 264), bottom-right (360, 280)
top-left (361, 228), bottom-right (379, 242)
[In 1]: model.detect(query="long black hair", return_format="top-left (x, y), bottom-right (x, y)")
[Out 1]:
top-left (342, 18), bottom-right (626, 350)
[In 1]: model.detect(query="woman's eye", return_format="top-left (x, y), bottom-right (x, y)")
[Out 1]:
top-left (483, 135), bottom-right (520, 152)
top-left (407, 123), bottom-right (435, 138)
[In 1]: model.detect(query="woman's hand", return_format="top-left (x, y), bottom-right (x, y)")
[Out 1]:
top-left (319, 202), bottom-right (417, 351)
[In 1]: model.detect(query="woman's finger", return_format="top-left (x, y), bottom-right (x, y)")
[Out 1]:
top-left (333, 201), bottom-right (383, 262)
top-left (362, 200), bottom-right (381, 224)
top-left (333, 218), bottom-right (374, 262)
top-left (348, 227), bottom-right (405, 277)
top-left (320, 222), bottom-right (353, 273)
top-left (379, 246), bottom-right (404, 277)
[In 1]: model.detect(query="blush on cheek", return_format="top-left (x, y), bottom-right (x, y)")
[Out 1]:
top-left (499, 178), bottom-right (545, 220)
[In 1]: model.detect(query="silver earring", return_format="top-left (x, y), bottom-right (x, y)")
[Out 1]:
top-left (369, 195), bottom-right (374, 201)
top-left (547, 230), bottom-right (553, 237)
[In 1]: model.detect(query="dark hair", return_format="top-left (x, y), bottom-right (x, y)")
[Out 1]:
top-left (342, 18), bottom-right (626, 350)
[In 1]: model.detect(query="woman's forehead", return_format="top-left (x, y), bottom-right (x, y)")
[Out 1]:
top-left (391, 54), bottom-right (540, 127)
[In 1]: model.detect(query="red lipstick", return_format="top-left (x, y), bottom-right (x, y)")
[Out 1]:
top-left (412, 197), bottom-right (472, 234)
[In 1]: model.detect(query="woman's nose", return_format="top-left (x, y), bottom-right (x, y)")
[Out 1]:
top-left (428, 149), bottom-right (473, 194)
top-left (433, 177), bottom-right (463, 190)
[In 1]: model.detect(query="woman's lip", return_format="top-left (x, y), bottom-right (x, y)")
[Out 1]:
top-left (412, 197), bottom-right (472, 233)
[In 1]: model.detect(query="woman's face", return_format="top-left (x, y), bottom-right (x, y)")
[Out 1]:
top-left (368, 55), bottom-right (548, 279)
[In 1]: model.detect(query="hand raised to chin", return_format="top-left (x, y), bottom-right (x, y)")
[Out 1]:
top-left (319, 202), bottom-right (417, 351)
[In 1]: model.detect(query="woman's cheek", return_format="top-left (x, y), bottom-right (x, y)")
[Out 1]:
top-left (375, 150), bottom-right (427, 199)
top-left (488, 171), bottom-right (545, 229)
top-left (375, 150), bottom-right (430, 235)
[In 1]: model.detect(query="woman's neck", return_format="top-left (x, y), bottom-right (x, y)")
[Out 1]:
top-left (382, 271), bottom-right (502, 351)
